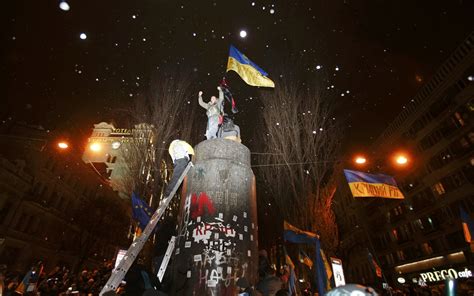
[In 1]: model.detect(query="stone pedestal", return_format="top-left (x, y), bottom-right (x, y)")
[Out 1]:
top-left (171, 139), bottom-right (258, 296)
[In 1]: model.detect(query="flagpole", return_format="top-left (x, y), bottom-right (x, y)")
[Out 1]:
top-left (361, 225), bottom-right (393, 296)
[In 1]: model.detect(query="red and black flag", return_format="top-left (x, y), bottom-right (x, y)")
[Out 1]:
top-left (368, 251), bottom-right (383, 278)
top-left (220, 78), bottom-right (238, 114)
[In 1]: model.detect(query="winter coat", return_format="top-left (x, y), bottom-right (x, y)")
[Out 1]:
top-left (198, 89), bottom-right (224, 117)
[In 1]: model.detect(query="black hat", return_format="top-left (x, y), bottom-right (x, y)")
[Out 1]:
top-left (236, 277), bottom-right (250, 289)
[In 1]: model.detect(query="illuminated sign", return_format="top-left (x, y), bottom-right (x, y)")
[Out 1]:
top-left (418, 268), bottom-right (473, 282)
top-left (331, 257), bottom-right (346, 287)
top-left (110, 128), bottom-right (133, 135)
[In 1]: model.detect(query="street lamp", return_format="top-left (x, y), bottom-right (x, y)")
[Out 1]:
top-left (89, 143), bottom-right (102, 152)
top-left (57, 142), bottom-right (69, 149)
top-left (354, 156), bottom-right (367, 165)
top-left (394, 154), bottom-right (409, 166)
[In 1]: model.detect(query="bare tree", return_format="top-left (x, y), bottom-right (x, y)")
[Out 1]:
top-left (116, 70), bottom-right (197, 208)
top-left (258, 75), bottom-right (341, 252)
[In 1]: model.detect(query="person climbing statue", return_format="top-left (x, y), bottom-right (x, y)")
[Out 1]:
top-left (164, 139), bottom-right (194, 198)
top-left (198, 86), bottom-right (224, 140)
top-left (218, 115), bottom-right (241, 143)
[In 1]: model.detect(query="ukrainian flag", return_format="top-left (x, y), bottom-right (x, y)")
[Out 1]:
top-left (299, 250), bottom-right (314, 269)
top-left (343, 169), bottom-right (404, 199)
top-left (226, 45), bottom-right (275, 88)
top-left (320, 249), bottom-right (333, 290)
top-left (459, 206), bottom-right (473, 243)
top-left (284, 221), bottom-right (318, 241)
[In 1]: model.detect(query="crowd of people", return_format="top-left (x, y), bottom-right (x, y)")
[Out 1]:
top-left (4, 253), bottom-right (467, 296)
top-left (0, 252), bottom-right (296, 296)
top-left (0, 261), bottom-right (115, 295)
top-left (0, 255), bottom-right (381, 296)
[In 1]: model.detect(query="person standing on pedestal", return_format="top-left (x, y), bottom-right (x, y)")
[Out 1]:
top-left (198, 86), bottom-right (224, 140)
top-left (164, 139), bottom-right (194, 198)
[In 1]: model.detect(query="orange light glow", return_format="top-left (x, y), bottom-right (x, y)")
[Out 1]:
top-left (57, 142), bottom-right (69, 149)
top-left (354, 156), bottom-right (367, 164)
top-left (89, 143), bottom-right (102, 152)
top-left (395, 154), bottom-right (409, 165)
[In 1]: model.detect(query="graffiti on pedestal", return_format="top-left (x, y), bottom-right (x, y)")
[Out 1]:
top-left (190, 192), bottom-right (216, 219)
top-left (177, 188), bottom-right (253, 293)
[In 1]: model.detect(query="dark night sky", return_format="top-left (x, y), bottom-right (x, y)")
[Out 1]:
top-left (2, 0), bottom-right (474, 150)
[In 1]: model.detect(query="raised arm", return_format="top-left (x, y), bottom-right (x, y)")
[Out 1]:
top-left (217, 86), bottom-right (224, 104)
top-left (198, 91), bottom-right (209, 109)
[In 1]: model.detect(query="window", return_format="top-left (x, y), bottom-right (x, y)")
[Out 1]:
top-left (445, 231), bottom-right (465, 249)
top-left (391, 229), bottom-right (399, 242)
top-left (414, 219), bottom-right (424, 230)
top-left (429, 239), bottom-right (444, 253)
top-left (386, 253), bottom-right (395, 265)
top-left (393, 205), bottom-right (403, 216)
top-left (453, 112), bottom-right (465, 127)
top-left (463, 163), bottom-right (474, 182)
top-left (419, 216), bottom-right (438, 232)
top-left (426, 216), bottom-right (439, 230)
top-left (0, 201), bottom-right (13, 225)
top-left (441, 170), bottom-right (467, 192)
top-left (412, 188), bottom-right (435, 211)
top-left (431, 182), bottom-right (446, 196)
top-left (396, 250), bottom-right (406, 261)
top-left (399, 224), bottom-right (412, 241)
top-left (462, 197), bottom-right (474, 213)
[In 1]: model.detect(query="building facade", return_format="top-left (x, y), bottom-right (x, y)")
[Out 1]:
top-left (334, 32), bottom-right (474, 292)
top-left (0, 122), bottom-right (130, 273)
top-left (82, 122), bottom-right (181, 217)
top-left (82, 122), bottom-right (155, 200)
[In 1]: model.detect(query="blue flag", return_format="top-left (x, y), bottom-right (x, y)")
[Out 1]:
top-left (131, 192), bottom-right (153, 231)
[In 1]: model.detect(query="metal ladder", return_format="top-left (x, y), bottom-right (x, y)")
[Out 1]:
top-left (99, 162), bottom-right (193, 296)
top-left (157, 235), bottom-right (176, 282)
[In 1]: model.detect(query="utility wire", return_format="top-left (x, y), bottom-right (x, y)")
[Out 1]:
top-left (251, 160), bottom-right (338, 168)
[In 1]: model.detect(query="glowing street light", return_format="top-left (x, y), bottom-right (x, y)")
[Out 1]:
top-left (57, 142), bottom-right (69, 149)
top-left (89, 143), bottom-right (102, 152)
top-left (354, 156), bottom-right (367, 165)
top-left (395, 154), bottom-right (409, 165)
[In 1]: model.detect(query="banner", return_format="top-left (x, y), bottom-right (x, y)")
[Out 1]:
top-left (343, 169), bottom-right (404, 199)
top-left (330, 257), bottom-right (346, 287)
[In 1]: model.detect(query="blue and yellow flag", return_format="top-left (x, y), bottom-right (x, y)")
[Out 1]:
top-left (283, 248), bottom-right (297, 295)
top-left (284, 221), bottom-right (318, 242)
top-left (283, 221), bottom-right (327, 296)
top-left (460, 206), bottom-right (474, 243)
top-left (299, 250), bottom-right (314, 269)
top-left (343, 169), bottom-right (404, 199)
top-left (320, 249), bottom-right (333, 290)
top-left (226, 45), bottom-right (275, 88)
top-left (15, 270), bottom-right (32, 295)
top-left (131, 192), bottom-right (153, 231)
